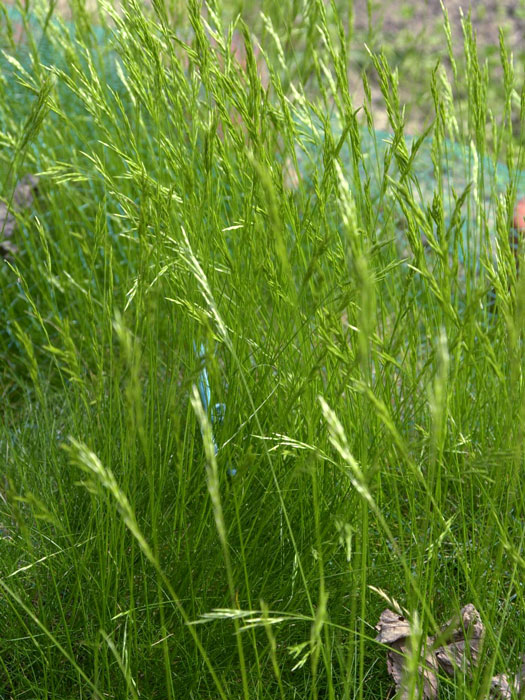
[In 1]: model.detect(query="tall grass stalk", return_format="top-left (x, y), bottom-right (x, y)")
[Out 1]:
top-left (0, 0), bottom-right (523, 697)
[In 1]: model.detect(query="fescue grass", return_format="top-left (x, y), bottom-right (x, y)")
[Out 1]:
top-left (0, 1), bottom-right (524, 698)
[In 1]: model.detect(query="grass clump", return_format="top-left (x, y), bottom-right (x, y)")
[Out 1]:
top-left (0, 1), bottom-right (523, 698)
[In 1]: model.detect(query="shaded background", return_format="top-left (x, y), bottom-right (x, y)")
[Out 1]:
top-left (4, 0), bottom-right (525, 134)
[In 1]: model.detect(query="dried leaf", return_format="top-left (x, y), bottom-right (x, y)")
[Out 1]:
top-left (490, 673), bottom-right (514, 699)
top-left (13, 174), bottom-right (38, 208)
top-left (376, 609), bottom-right (438, 699)
top-left (0, 238), bottom-right (18, 257)
top-left (376, 609), bottom-right (412, 644)
top-left (377, 604), bottom-right (522, 699)
top-left (491, 655), bottom-right (525, 699)
top-left (0, 174), bottom-right (38, 258)
top-left (434, 604), bottom-right (484, 676)
top-left (0, 206), bottom-right (16, 243)
top-left (517, 655), bottom-right (525, 689)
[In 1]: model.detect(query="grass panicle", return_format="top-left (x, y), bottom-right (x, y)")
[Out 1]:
top-left (0, 1), bottom-right (523, 697)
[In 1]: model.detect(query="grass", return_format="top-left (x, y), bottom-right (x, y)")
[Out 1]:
top-left (0, 0), bottom-right (524, 698)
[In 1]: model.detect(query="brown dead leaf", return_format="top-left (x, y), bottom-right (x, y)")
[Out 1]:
top-left (0, 205), bottom-right (16, 249)
top-left (490, 673), bottom-right (515, 699)
top-left (518, 655), bottom-right (525, 691)
top-left (12, 174), bottom-right (38, 208)
top-left (375, 609), bottom-right (438, 699)
top-left (0, 174), bottom-right (38, 258)
top-left (377, 604), bottom-right (524, 699)
top-left (376, 609), bottom-right (412, 644)
top-left (434, 604), bottom-right (485, 676)
top-left (490, 655), bottom-right (525, 699)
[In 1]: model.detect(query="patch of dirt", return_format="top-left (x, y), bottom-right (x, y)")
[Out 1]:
top-left (6, 1), bottom-right (525, 49)
top-left (348, 1), bottom-right (525, 131)
top-left (4, 0), bottom-right (525, 134)
top-left (354, 0), bottom-right (525, 48)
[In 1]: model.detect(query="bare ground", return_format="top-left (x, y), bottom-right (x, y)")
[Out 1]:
top-left (4, 1), bottom-right (525, 132)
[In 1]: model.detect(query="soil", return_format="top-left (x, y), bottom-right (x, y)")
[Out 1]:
top-left (4, 0), bottom-right (525, 133)
top-left (6, 0), bottom-right (525, 48)
top-left (354, 0), bottom-right (525, 48)
top-left (347, 1), bottom-right (525, 130)
top-left (7, 0), bottom-right (525, 37)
